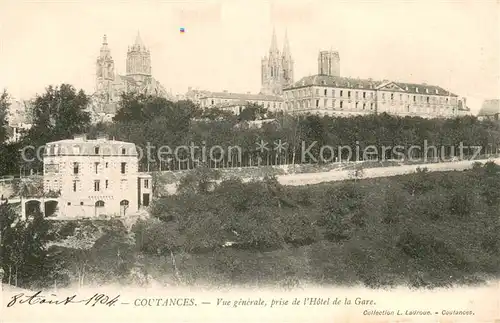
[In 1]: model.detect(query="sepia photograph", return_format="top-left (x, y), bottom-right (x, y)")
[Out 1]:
top-left (0, 0), bottom-right (499, 322)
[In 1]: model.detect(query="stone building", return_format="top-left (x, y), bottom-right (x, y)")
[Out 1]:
top-left (318, 50), bottom-right (340, 77)
top-left (282, 52), bottom-right (470, 118)
top-left (260, 28), bottom-right (294, 96)
top-left (5, 99), bottom-right (32, 143)
top-left (41, 134), bottom-right (151, 219)
top-left (91, 33), bottom-right (171, 122)
top-left (477, 99), bottom-right (500, 121)
top-left (198, 90), bottom-right (284, 114)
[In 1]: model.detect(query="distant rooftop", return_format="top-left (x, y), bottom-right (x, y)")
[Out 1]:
top-left (285, 74), bottom-right (459, 97)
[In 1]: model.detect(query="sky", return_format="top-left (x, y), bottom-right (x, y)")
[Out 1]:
top-left (0, 0), bottom-right (499, 114)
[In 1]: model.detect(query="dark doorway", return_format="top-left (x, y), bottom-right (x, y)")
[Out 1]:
top-left (44, 200), bottom-right (58, 217)
top-left (142, 193), bottom-right (150, 207)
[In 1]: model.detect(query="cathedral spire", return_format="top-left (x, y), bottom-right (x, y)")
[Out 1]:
top-left (134, 31), bottom-right (145, 49)
top-left (270, 27), bottom-right (278, 54)
top-left (99, 34), bottom-right (111, 58)
top-left (282, 29), bottom-right (291, 58)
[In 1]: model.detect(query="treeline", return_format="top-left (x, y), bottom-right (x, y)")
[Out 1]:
top-left (131, 162), bottom-right (500, 288)
top-left (1, 162), bottom-right (499, 289)
top-left (1, 85), bottom-right (499, 175)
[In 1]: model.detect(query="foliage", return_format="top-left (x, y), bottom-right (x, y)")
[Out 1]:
top-left (0, 89), bottom-right (10, 144)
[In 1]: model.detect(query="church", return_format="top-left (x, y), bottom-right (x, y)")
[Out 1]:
top-left (88, 33), bottom-right (171, 123)
top-left (260, 28), bottom-right (294, 96)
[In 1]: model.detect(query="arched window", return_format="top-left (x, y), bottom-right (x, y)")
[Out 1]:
top-left (95, 200), bottom-right (105, 207)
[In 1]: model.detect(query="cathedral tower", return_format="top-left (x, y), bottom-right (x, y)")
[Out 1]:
top-left (126, 32), bottom-right (152, 83)
top-left (96, 34), bottom-right (115, 102)
top-left (260, 28), bottom-right (293, 96)
top-left (281, 29), bottom-right (294, 89)
top-left (318, 50), bottom-right (340, 77)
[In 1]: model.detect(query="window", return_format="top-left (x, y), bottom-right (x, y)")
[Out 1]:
top-left (427, 97), bottom-right (430, 103)
top-left (363, 92), bottom-right (366, 99)
top-left (73, 180), bottom-right (77, 192)
top-left (363, 103), bottom-right (366, 110)
top-left (316, 99), bottom-right (319, 107)
top-left (122, 148), bottom-right (126, 155)
top-left (332, 90), bottom-right (335, 97)
top-left (144, 179), bottom-right (149, 189)
top-left (347, 91), bottom-right (351, 98)
top-left (94, 162), bottom-right (99, 174)
top-left (370, 103), bottom-right (374, 110)
top-left (355, 102), bottom-right (358, 109)
top-left (105, 180), bottom-right (109, 189)
top-left (315, 89), bottom-right (319, 95)
top-left (400, 94), bottom-right (403, 100)
top-left (390, 93), bottom-right (394, 100)
top-left (105, 162), bottom-right (108, 168)
top-left (67, 202), bottom-right (71, 206)
top-left (382, 93), bottom-right (385, 100)
top-left (121, 162), bottom-right (126, 174)
top-left (73, 162), bottom-right (79, 174)
top-left (340, 90), bottom-right (343, 97)
top-left (80, 202), bottom-right (84, 205)
top-left (324, 89), bottom-right (327, 96)
top-left (340, 101), bottom-right (343, 109)
top-left (95, 146), bottom-right (100, 154)
top-left (94, 180), bottom-right (100, 192)
top-left (413, 96), bottom-right (416, 102)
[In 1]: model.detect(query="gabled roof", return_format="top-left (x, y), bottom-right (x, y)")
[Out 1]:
top-left (286, 75), bottom-right (458, 97)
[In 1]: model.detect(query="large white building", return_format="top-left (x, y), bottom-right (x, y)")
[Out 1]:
top-left (282, 74), bottom-right (470, 118)
top-left (41, 134), bottom-right (151, 218)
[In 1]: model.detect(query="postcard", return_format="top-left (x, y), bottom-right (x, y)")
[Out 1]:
top-left (0, 0), bottom-right (499, 322)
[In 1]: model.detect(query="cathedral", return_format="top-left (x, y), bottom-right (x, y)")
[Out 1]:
top-left (89, 33), bottom-right (170, 122)
top-left (260, 28), bottom-right (294, 96)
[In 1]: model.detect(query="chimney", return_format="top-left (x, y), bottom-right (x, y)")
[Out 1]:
top-left (73, 134), bottom-right (87, 141)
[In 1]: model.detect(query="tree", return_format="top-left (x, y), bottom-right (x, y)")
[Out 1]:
top-left (239, 103), bottom-right (268, 121)
top-left (23, 84), bottom-right (91, 170)
top-left (177, 165), bottom-right (221, 195)
top-left (0, 89), bottom-right (10, 144)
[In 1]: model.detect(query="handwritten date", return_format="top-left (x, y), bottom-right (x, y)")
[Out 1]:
top-left (7, 291), bottom-right (120, 307)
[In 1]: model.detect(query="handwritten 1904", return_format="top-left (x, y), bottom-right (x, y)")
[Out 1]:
top-left (6, 291), bottom-right (120, 307)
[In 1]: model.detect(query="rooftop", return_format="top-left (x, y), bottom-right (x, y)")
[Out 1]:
top-left (285, 74), bottom-right (459, 97)
top-left (200, 91), bottom-right (283, 101)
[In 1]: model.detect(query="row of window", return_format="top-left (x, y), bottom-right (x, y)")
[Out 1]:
top-left (205, 99), bottom-right (283, 109)
top-left (71, 178), bottom-right (149, 192)
top-left (287, 99), bottom-right (458, 114)
top-left (46, 145), bottom-right (129, 156)
top-left (285, 88), bottom-right (457, 105)
top-left (65, 200), bottom-right (129, 206)
top-left (73, 162), bottom-right (127, 174)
